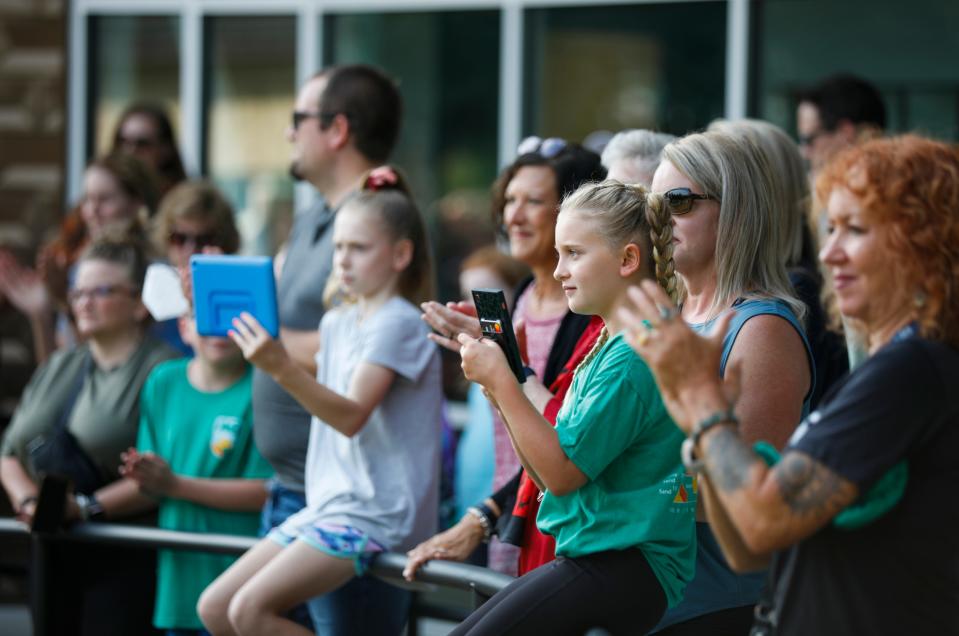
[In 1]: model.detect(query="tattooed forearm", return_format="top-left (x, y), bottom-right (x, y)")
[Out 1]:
top-left (703, 426), bottom-right (761, 492)
top-left (773, 452), bottom-right (857, 516)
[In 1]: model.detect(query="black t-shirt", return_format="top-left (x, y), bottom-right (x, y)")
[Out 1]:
top-left (767, 336), bottom-right (959, 636)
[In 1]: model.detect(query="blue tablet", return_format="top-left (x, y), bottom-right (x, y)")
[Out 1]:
top-left (191, 255), bottom-right (279, 338)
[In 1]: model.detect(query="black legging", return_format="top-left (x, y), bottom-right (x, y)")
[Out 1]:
top-left (451, 548), bottom-right (667, 636)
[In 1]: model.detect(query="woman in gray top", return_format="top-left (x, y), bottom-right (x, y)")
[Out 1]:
top-left (1, 233), bottom-right (178, 636)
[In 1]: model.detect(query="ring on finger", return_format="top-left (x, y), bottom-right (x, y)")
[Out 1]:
top-left (636, 330), bottom-right (653, 346)
top-left (641, 319), bottom-right (655, 331)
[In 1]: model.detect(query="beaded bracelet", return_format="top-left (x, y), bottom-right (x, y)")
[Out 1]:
top-left (682, 408), bottom-right (739, 473)
top-left (466, 507), bottom-right (492, 543)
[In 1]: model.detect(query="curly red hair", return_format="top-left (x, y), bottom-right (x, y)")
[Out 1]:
top-left (816, 135), bottom-right (959, 347)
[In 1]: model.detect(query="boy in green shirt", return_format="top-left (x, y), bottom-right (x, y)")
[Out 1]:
top-left (122, 316), bottom-right (272, 635)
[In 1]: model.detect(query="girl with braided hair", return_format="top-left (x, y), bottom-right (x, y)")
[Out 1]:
top-left (451, 180), bottom-right (696, 635)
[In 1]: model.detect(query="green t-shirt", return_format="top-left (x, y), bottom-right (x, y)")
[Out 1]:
top-left (536, 333), bottom-right (697, 608)
top-left (137, 358), bottom-right (272, 630)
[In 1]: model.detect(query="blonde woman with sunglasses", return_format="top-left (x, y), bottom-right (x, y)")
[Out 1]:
top-left (647, 131), bottom-right (814, 636)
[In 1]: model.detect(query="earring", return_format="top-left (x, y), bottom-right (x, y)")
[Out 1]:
top-left (914, 290), bottom-right (927, 309)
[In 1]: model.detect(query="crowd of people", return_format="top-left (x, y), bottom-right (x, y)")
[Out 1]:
top-left (0, 62), bottom-right (956, 636)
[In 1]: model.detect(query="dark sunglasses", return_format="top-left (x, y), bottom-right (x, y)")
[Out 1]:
top-left (291, 110), bottom-right (344, 131)
top-left (118, 135), bottom-right (158, 150)
top-left (169, 230), bottom-right (217, 249)
top-left (517, 136), bottom-right (568, 159)
top-left (663, 188), bottom-right (713, 215)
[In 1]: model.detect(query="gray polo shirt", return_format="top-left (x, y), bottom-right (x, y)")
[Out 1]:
top-left (252, 198), bottom-right (335, 492)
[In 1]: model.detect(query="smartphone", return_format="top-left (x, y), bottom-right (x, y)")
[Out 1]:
top-left (31, 474), bottom-right (69, 533)
top-left (471, 288), bottom-right (526, 384)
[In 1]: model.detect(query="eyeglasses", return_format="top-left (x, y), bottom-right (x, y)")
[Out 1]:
top-left (169, 230), bottom-right (217, 250)
top-left (118, 135), bottom-right (158, 151)
top-left (517, 136), bottom-right (568, 159)
top-left (68, 284), bottom-right (138, 305)
top-left (662, 188), bottom-right (714, 215)
top-left (291, 110), bottom-right (345, 131)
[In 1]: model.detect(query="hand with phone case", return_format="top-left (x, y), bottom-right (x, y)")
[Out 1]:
top-left (471, 289), bottom-right (527, 384)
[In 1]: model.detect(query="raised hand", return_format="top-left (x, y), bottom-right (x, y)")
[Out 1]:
top-left (420, 300), bottom-right (481, 353)
top-left (0, 250), bottom-right (53, 318)
top-left (228, 311), bottom-right (291, 377)
top-left (617, 279), bottom-right (732, 434)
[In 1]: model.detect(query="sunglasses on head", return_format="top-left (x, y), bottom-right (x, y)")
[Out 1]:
top-left (663, 188), bottom-right (714, 215)
top-left (169, 230), bottom-right (217, 249)
top-left (517, 136), bottom-right (568, 159)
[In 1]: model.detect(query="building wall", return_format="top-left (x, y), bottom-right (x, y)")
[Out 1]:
top-left (0, 0), bottom-right (65, 436)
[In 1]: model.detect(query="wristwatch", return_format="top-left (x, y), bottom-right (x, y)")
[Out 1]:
top-left (74, 493), bottom-right (106, 521)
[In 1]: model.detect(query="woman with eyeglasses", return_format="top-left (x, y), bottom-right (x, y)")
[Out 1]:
top-left (409, 138), bottom-right (605, 577)
top-left (1, 234), bottom-right (179, 636)
top-left (642, 130), bottom-right (814, 636)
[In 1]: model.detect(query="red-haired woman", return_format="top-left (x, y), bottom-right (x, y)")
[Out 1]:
top-left (621, 134), bottom-right (959, 635)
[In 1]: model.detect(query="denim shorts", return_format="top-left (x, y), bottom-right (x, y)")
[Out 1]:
top-left (268, 522), bottom-right (385, 576)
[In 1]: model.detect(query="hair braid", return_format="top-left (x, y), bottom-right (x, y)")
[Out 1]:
top-left (573, 326), bottom-right (609, 377)
top-left (644, 192), bottom-right (678, 302)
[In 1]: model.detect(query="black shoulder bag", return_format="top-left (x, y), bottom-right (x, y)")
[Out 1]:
top-left (26, 353), bottom-right (107, 495)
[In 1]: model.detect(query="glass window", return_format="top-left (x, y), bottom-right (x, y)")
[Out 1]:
top-left (204, 15), bottom-right (296, 256)
top-left (523, 3), bottom-right (727, 142)
top-left (324, 10), bottom-right (502, 302)
top-left (89, 15), bottom-right (180, 158)
top-left (757, 0), bottom-right (959, 141)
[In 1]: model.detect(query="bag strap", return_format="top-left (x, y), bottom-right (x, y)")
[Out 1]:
top-left (53, 350), bottom-right (93, 433)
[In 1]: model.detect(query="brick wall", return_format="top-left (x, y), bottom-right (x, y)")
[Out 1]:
top-left (0, 0), bottom-right (66, 432)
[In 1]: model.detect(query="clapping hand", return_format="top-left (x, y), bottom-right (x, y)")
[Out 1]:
top-left (617, 280), bottom-right (733, 434)
top-left (421, 300), bottom-right (481, 353)
top-left (121, 448), bottom-right (177, 497)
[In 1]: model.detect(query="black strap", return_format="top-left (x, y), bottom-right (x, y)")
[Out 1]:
top-left (53, 351), bottom-right (93, 434)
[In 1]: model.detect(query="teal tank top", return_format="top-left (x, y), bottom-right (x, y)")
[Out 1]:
top-left (653, 297), bottom-right (814, 631)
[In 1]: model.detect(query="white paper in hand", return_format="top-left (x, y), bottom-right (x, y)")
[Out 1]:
top-left (142, 263), bottom-right (189, 321)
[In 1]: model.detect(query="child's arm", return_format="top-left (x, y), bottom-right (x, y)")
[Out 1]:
top-left (123, 450), bottom-right (267, 512)
top-left (230, 312), bottom-right (394, 438)
top-left (460, 335), bottom-right (588, 497)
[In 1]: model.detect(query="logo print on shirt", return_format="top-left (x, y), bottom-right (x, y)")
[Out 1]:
top-left (210, 415), bottom-right (240, 457)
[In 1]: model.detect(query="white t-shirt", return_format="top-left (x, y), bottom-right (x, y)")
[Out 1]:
top-left (280, 296), bottom-right (442, 551)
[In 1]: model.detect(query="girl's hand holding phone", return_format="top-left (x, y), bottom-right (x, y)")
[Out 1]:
top-left (229, 311), bottom-right (291, 377)
top-left (457, 332), bottom-right (511, 394)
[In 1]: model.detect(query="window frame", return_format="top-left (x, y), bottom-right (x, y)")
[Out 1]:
top-left (67, 0), bottom-right (747, 205)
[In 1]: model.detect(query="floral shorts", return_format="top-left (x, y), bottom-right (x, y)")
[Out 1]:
top-left (268, 522), bottom-right (385, 576)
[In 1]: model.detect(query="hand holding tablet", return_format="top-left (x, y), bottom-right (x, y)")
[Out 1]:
top-left (191, 255), bottom-right (279, 338)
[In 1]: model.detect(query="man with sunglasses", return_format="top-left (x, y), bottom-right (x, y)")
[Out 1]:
top-left (251, 63), bottom-right (405, 634)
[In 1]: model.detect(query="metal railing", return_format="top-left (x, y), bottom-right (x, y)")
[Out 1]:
top-left (0, 517), bottom-right (513, 636)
